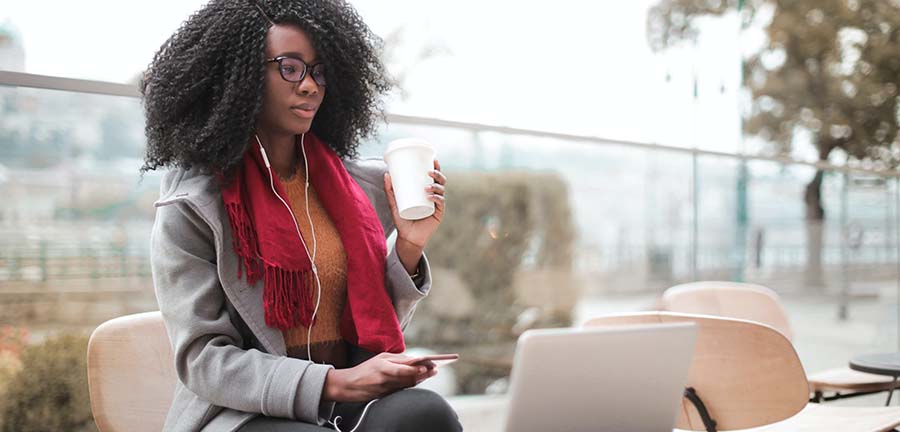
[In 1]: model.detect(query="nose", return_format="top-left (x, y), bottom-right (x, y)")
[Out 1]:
top-left (294, 72), bottom-right (320, 96)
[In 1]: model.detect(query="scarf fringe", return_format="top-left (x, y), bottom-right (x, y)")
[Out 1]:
top-left (225, 202), bottom-right (263, 283)
top-left (262, 265), bottom-right (316, 330)
top-left (226, 201), bottom-right (316, 330)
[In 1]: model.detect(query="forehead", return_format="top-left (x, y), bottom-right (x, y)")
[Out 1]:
top-left (265, 24), bottom-right (318, 59)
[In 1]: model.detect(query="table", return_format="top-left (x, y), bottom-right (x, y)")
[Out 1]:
top-left (849, 352), bottom-right (900, 406)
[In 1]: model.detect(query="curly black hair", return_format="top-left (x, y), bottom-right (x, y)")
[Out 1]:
top-left (140, 0), bottom-right (391, 179)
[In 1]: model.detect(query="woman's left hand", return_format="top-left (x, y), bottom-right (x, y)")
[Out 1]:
top-left (383, 159), bottom-right (446, 250)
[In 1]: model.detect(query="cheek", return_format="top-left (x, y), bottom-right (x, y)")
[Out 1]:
top-left (259, 82), bottom-right (292, 122)
top-left (264, 81), bottom-right (290, 108)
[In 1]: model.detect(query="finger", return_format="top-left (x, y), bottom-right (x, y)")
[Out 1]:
top-left (415, 369), bottom-right (438, 385)
top-left (382, 361), bottom-right (424, 378)
top-left (383, 173), bottom-right (401, 218)
top-left (426, 183), bottom-right (445, 196)
top-left (429, 169), bottom-right (447, 186)
top-left (418, 368), bottom-right (439, 380)
top-left (429, 195), bottom-right (445, 216)
top-left (417, 360), bottom-right (437, 370)
top-left (384, 354), bottom-right (419, 365)
top-left (385, 369), bottom-right (425, 391)
top-left (434, 159), bottom-right (442, 172)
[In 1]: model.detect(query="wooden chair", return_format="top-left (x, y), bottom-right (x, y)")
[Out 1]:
top-left (659, 281), bottom-right (899, 403)
top-left (87, 311), bottom-right (177, 432)
top-left (584, 312), bottom-right (900, 432)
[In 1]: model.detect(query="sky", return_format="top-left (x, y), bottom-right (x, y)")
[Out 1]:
top-left (1, 0), bottom-right (779, 158)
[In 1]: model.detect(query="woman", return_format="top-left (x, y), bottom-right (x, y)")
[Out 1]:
top-left (141, 1), bottom-right (460, 431)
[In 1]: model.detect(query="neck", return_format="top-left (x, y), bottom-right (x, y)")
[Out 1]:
top-left (256, 129), bottom-right (302, 179)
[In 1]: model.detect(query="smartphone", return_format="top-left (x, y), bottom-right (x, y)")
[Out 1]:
top-left (404, 353), bottom-right (460, 368)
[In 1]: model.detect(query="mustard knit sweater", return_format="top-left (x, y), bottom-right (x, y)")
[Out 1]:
top-left (280, 165), bottom-right (349, 368)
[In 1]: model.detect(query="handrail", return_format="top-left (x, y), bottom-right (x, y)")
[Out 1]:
top-left (3, 69), bottom-right (899, 178)
top-left (0, 70), bottom-right (140, 98)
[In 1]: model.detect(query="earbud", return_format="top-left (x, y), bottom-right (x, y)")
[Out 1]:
top-left (255, 134), bottom-right (272, 168)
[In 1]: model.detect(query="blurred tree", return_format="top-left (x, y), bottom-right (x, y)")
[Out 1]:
top-left (648, 0), bottom-right (900, 286)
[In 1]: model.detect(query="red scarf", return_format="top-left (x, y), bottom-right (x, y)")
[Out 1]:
top-left (221, 133), bottom-right (405, 354)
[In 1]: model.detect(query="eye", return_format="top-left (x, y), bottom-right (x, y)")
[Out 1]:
top-left (311, 65), bottom-right (327, 84)
top-left (282, 65), bottom-right (296, 74)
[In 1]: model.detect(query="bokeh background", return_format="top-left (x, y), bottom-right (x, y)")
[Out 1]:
top-left (1, 0), bottom-right (899, 429)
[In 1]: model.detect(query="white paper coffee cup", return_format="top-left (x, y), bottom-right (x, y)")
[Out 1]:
top-left (384, 138), bottom-right (436, 220)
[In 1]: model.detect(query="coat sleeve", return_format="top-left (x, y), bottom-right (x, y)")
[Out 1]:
top-left (349, 158), bottom-right (433, 331)
top-left (151, 202), bottom-right (333, 425)
top-left (385, 240), bottom-right (431, 331)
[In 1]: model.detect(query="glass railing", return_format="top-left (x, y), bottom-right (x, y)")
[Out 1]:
top-left (364, 119), bottom-right (900, 385)
top-left (1, 73), bottom-right (898, 409)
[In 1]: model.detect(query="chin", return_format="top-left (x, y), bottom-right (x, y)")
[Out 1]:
top-left (292, 119), bottom-right (314, 135)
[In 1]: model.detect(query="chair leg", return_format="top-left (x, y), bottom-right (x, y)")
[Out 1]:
top-left (811, 391), bottom-right (823, 403)
top-left (887, 377), bottom-right (898, 407)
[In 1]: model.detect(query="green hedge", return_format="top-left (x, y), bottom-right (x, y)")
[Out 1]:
top-left (407, 170), bottom-right (576, 393)
top-left (0, 333), bottom-right (96, 432)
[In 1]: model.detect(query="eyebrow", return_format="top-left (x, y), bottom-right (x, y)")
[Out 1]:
top-left (275, 51), bottom-right (320, 63)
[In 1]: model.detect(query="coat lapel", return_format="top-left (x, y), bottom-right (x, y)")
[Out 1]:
top-left (215, 205), bottom-right (287, 356)
top-left (156, 160), bottom-right (384, 357)
top-left (156, 171), bottom-right (287, 356)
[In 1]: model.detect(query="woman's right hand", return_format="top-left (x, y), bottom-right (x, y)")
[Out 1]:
top-left (322, 352), bottom-right (438, 402)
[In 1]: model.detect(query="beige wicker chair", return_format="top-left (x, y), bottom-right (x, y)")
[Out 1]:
top-left (659, 281), bottom-right (899, 403)
top-left (87, 311), bottom-right (176, 432)
top-left (585, 312), bottom-right (900, 432)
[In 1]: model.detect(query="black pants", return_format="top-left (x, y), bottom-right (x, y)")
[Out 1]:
top-left (236, 388), bottom-right (463, 432)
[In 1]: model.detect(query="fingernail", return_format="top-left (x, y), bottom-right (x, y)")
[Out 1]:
top-left (418, 367), bottom-right (426, 374)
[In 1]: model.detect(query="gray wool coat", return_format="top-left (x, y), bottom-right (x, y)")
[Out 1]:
top-left (150, 158), bottom-right (432, 432)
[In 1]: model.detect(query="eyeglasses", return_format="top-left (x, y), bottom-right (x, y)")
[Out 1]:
top-left (266, 56), bottom-right (327, 86)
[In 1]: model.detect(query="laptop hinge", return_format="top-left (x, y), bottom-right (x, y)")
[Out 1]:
top-left (683, 387), bottom-right (718, 432)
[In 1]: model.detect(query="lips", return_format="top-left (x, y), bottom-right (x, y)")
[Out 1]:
top-left (290, 103), bottom-right (317, 119)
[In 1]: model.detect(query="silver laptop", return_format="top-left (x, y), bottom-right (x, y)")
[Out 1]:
top-left (504, 323), bottom-right (697, 432)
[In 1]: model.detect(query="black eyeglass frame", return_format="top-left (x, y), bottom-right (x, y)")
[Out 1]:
top-left (266, 56), bottom-right (327, 86)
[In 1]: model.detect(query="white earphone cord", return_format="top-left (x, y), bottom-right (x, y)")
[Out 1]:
top-left (299, 135), bottom-right (324, 365)
top-left (328, 398), bottom-right (379, 432)
top-left (255, 134), bottom-right (321, 363)
top-left (256, 134), bottom-right (377, 432)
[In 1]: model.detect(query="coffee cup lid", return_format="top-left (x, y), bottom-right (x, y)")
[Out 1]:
top-left (384, 138), bottom-right (434, 158)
